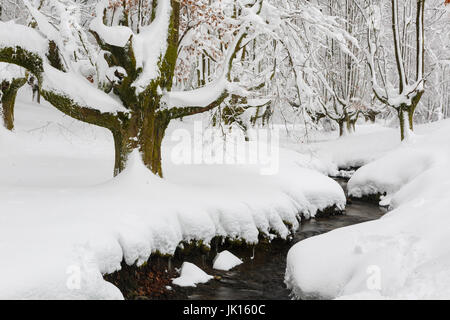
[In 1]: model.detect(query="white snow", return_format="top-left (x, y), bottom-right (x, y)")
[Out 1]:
top-left (132, 0), bottom-right (172, 93)
top-left (0, 90), bottom-right (345, 299)
top-left (172, 262), bottom-right (213, 287)
top-left (285, 119), bottom-right (450, 299)
top-left (0, 19), bottom-right (127, 115)
top-left (347, 122), bottom-right (450, 202)
top-left (0, 63), bottom-right (25, 82)
top-left (0, 20), bottom-right (48, 55)
top-left (89, 1), bottom-right (133, 48)
top-left (22, 0), bottom-right (59, 42)
top-left (291, 121), bottom-right (448, 172)
top-left (162, 76), bottom-right (228, 108)
top-left (213, 251), bottom-right (243, 271)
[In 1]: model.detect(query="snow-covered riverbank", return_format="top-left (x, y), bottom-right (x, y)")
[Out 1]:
top-left (286, 119), bottom-right (450, 299)
top-left (0, 92), bottom-right (345, 299)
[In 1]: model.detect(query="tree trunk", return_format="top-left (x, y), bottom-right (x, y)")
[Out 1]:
top-left (338, 119), bottom-right (345, 137)
top-left (398, 108), bottom-right (406, 141)
top-left (346, 118), bottom-right (356, 134)
top-left (350, 119), bottom-right (356, 132)
top-left (112, 109), bottom-right (170, 177)
top-left (1, 78), bottom-right (26, 130)
top-left (407, 107), bottom-right (414, 131)
top-left (1, 94), bottom-right (15, 131)
top-left (408, 90), bottom-right (424, 132)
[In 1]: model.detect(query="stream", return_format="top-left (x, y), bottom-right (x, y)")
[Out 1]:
top-left (106, 178), bottom-right (386, 300)
top-left (183, 178), bottom-right (385, 300)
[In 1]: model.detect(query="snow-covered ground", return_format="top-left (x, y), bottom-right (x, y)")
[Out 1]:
top-left (0, 89), bottom-right (345, 299)
top-left (285, 118), bottom-right (450, 299)
top-left (284, 120), bottom-right (447, 172)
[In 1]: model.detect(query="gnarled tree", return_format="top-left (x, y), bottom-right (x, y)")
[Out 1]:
top-left (0, 64), bottom-right (27, 130)
top-left (0, 0), bottom-right (264, 177)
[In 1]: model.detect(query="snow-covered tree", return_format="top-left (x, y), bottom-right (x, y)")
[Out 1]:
top-left (247, 0), bottom-right (360, 139)
top-left (0, 0), bottom-right (266, 177)
top-left (366, 0), bottom-right (426, 140)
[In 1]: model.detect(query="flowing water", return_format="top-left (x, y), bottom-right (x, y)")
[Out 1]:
top-left (183, 178), bottom-right (385, 300)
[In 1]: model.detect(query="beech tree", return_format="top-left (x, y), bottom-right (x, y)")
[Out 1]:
top-left (366, 0), bottom-right (426, 140)
top-left (252, 0), bottom-right (360, 139)
top-left (313, 0), bottom-right (369, 136)
top-left (0, 0), bottom-right (265, 177)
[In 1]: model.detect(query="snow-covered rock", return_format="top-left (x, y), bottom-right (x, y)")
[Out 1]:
top-left (172, 262), bottom-right (213, 287)
top-left (213, 251), bottom-right (243, 271)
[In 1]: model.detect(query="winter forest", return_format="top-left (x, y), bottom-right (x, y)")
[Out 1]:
top-left (0, 0), bottom-right (449, 300)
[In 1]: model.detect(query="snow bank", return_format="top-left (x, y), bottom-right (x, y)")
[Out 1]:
top-left (348, 123), bottom-right (450, 202)
top-left (213, 251), bottom-right (243, 271)
top-left (288, 121), bottom-right (448, 174)
top-left (172, 262), bottom-right (213, 287)
top-left (285, 119), bottom-right (450, 299)
top-left (0, 92), bottom-right (345, 299)
top-left (308, 124), bottom-right (400, 170)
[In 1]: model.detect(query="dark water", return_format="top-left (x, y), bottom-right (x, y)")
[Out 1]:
top-left (184, 178), bottom-right (385, 300)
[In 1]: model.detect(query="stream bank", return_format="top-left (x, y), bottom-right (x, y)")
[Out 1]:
top-left (105, 178), bottom-right (385, 300)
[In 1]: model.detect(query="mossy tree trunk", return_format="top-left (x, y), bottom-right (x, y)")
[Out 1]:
top-left (1, 77), bottom-right (27, 130)
top-left (408, 90), bottom-right (424, 132)
top-left (337, 119), bottom-right (345, 137)
top-left (112, 108), bottom-right (170, 177)
top-left (398, 107), bottom-right (406, 141)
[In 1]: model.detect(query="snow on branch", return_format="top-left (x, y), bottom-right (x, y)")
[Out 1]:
top-left (89, 1), bottom-right (134, 48)
top-left (132, 0), bottom-right (172, 92)
top-left (42, 65), bottom-right (127, 115)
top-left (0, 20), bottom-right (127, 117)
top-left (162, 23), bottom-right (247, 113)
top-left (0, 21), bottom-right (48, 54)
top-left (0, 21), bottom-right (48, 72)
top-left (90, 0), bottom-right (173, 94)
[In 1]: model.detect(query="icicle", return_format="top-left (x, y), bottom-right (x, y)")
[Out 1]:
top-left (168, 257), bottom-right (172, 272)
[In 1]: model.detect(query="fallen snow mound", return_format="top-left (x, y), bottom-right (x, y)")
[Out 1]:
top-left (213, 251), bottom-right (243, 271)
top-left (172, 262), bottom-right (213, 287)
top-left (285, 119), bottom-right (450, 299)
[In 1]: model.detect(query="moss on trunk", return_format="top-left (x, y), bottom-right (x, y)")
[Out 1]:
top-left (398, 107), bottom-right (406, 141)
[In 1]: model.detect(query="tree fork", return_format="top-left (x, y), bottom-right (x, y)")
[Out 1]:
top-left (112, 110), bottom-right (170, 178)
